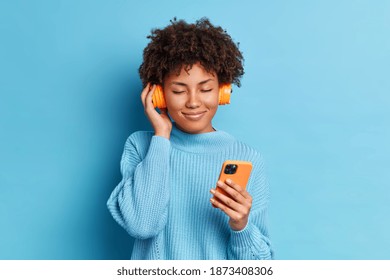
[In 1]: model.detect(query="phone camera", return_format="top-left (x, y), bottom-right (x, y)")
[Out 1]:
top-left (224, 164), bottom-right (237, 174)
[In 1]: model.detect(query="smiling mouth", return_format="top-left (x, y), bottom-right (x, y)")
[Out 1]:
top-left (182, 111), bottom-right (207, 121)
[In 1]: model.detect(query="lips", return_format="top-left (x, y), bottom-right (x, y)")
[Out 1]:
top-left (182, 111), bottom-right (207, 121)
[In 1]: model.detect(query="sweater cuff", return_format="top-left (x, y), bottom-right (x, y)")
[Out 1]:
top-left (145, 135), bottom-right (170, 160)
top-left (229, 222), bottom-right (261, 248)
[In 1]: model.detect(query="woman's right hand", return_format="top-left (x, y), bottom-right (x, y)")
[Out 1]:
top-left (141, 83), bottom-right (172, 139)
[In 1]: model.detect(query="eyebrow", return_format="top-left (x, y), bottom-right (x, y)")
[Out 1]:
top-left (170, 79), bottom-right (214, 86)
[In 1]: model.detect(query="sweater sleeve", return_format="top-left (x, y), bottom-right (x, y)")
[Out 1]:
top-left (227, 154), bottom-right (273, 260)
top-left (107, 133), bottom-right (171, 239)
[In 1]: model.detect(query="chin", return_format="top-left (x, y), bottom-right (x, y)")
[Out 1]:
top-left (176, 122), bottom-right (212, 134)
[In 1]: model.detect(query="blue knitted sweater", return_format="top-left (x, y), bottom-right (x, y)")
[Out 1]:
top-left (107, 124), bottom-right (272, 259)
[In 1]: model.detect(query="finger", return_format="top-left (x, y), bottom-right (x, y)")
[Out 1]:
top-left (217, 180), bottom-right (247, 203)
top-left (216, 181), bottom-right (253, 211)
top-left (144, 84), bottom-right (156, 111)
top-left (210, 194), bottom-right (251, 230)
top-left (140, 83), bottom-right (151, 108)
top-left (210, 197), bottom-right (238, 219)
top-left (211, 188), bottom-right (242, 212)
top-left (224, 179), bottom-right (252, 200)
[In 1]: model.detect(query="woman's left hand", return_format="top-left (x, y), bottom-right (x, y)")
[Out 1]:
top-left (210, 179), bottom-right (253, 231)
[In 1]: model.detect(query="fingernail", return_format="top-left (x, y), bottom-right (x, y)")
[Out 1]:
top-left (210, 198), bottom-right (215, 203)
top-left (217, 181), bottom-right (223, 187)
top-left (226, 178), bottom-right (232, 184)
top-left (210, 189), bottom-right (215, 194)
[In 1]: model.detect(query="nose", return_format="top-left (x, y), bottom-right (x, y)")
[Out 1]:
top-left (185, 91), bottom-right (201, 108)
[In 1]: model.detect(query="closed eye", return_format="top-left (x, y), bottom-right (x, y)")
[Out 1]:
top-left (172, 90), bottom-right (185, 94)
top-left (201, 89), bottom-right (213, 92)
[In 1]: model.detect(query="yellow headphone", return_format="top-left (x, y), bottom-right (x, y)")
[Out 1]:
top-left (152, 84), bottom-right (232, 109)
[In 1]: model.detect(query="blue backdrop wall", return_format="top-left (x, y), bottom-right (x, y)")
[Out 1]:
top-left (1, 0), bottom-right (389, 259)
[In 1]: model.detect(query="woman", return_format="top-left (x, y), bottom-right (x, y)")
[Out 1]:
top-left (107, 18), bottom-right (273, 260)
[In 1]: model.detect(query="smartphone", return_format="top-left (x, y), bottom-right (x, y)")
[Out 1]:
top-left (213, 160), bottom-right (253, 206)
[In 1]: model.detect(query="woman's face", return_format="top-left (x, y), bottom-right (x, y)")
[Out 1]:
top-left (163, 63), bottom-right (219, 134)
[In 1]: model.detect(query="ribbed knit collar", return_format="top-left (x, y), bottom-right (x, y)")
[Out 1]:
top-left (170, 123), bottom-right (236, 153)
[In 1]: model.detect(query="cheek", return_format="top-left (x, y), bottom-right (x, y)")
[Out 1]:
top-left (205, 93), bottom-right (219, 108)
top-left (165, 95), bottom-right (184, 110)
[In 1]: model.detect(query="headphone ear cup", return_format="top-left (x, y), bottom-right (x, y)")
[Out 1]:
top-left (218, 84), bottom-right (232, 105)
top-left (152, 85), bottom-right (167, 109)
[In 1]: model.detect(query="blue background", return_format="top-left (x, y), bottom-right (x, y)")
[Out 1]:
top-left (1, 0), bottom-right (389, 259)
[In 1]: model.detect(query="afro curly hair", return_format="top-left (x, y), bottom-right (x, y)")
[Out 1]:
top-left (139, 17), bottom-right (244, 87)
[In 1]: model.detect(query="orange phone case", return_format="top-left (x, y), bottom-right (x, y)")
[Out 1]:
top-left (213, 160), bottom-right (253, 206)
